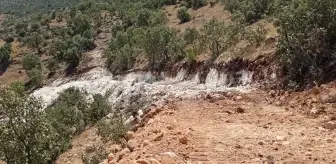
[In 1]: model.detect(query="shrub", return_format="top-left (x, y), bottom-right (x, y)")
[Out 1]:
top-left (223, 0), bottom-right (273, 23)
top-left (27, 68), bottom-right (43, 87)
top-left (46, 87), bottom-right (88, 137)
top-left (86, 94), bottom-right (111, 125)
top-left (201, 19), bottom-right (243, 59)
top-left (177, 7), bottom-right (191, 23)
top-left (276, 0), bottom-right (336, 89)
top-left (185, 0), bottom-right (208, 9)
top-left (9, 81), bottom-right (25, 96)
top-left (81, 145), bottom-right (108, 164)
top-left (0, 43), bottom-right (11, 70)
top-left (184, 28), bottom-right (200, 45)
top-left (97, 115), bottom-right (129, 143)
top-left (23, 53), bottom-right (41, 71)
top-left (0, 88), bottom-right (64, 164)
top-left (209, 0), bottom-right (217, 7)
top-left (105, 31), bottom-right (136, 74)
top-left (245, 24), bottom-right (266, 46)
top-left (186, 48), bottom-right (198, 64)
top-left (142, 26), bottom-right (185, 71)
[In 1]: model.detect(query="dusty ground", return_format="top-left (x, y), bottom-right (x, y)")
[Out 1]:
top-left (57, 87), bottom-right (336, 164)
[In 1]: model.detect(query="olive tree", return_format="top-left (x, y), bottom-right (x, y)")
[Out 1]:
top-left (201, 19), bottom-right (242, 59)
top-left (142, 26), bottom-right (185, 70)
top-left (0, 88), bottom-right (62, 164)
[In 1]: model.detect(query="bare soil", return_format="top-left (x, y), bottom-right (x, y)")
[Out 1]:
top-left (57, 86), bottom-right (336, 164)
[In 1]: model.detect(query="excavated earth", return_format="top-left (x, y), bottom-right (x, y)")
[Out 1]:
top-left (56, 83), bottom-right (336, 164)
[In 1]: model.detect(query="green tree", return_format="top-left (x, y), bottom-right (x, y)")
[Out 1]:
top-left (69, 13), bottom-right (92, 36)
top-left (222, 0), bottom-right (274, 23)
top-left (26, 32), bottom-right (44, 54)
top-left (86, 94), bottom-right (111, 124)
top-left (177, 7), bottom-right (191, 23)
top-left (23, 53), bottom-right (41, 71)
top-left (23, 53), bottom-right (43, 88)
top-left (201, 19), bottom-right (242, 59)
top-left (142, 26), bottom-right (185, 70)
top-left (27, 68), bottom-right (43, 87)
top-left (185, 0), bottom-right (208, 9)
top-left (0, 88), bottom-right (62, 164)
top-left (0, 43), bottom-right (11, 71)
top-left (276, 0), bottom-right (336, 89)
top-left (46, 87), bottom-right (88, 136)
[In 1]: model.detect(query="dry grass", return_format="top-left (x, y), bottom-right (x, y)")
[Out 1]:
top-left (165, 4), bottom-right (231, 32)
top-left (0, 40), bottom-right (29, 85)
top-left (165, 3), bottom-right (278, 62)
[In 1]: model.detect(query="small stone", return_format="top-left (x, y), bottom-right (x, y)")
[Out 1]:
top-left (276, 136), bottom-right (285, 141)
top-left (153, 132), bottom-right (164, 141)
top-left (110, 144), bottom-right (122, 153)
top-left (126, 131), bottom-right (135, 140)
top-left (143, 140), bottom-right (151, 147)
top-left (281, 141), bottom-right (291, 145)
top-left (257, 141), bottom-right (264, 145)
top-left (117, 148), bottom-right (131, 161)
top-left (166, 125), bottom-right (174, 130)
top-left (235, 107), bottom-right (245, 113)
top-left (236, 96), bottom-right (243, 100)
top-left (310, 107), bottom-right (325, 115)
top-left (179, 136), bottom-right (188, 144)
top-left (108, 153), bottom-right (114, 162)
top-left (306, 152), bottom-right (313, 156)
top-left (137, 159), bottom-right (150, 164)
top-left (269, 90), bottom-right (276, 97)
top-left (148, 158), bottom-right (161, 164)
top-left (235, 144), bottom-right (242, 149)
top-left (160, 155), bottom-right (176, 164)
top-left (127, 139), bottom-right (138, 151)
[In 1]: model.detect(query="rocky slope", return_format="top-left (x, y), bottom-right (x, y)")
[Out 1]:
top-left (102, 88), bottom-right (336, 164)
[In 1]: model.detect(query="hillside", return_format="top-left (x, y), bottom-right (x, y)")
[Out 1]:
top-left (0, 0), bottom-right (81, 15)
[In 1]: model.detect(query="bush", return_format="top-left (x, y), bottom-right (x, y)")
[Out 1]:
top-left (81, 145), bottom-right (108, 164)
top-left (23, 53), bottom-right (43, 88)
top-left (86, 94), bottom-right (111, 125)
top-left (23, 53), bottom-right (41, 71)
top-left (245, 24), bottom-right (266, 46)
top-left (201, 19), bottom-right (243, 59)
top-left (97, 115), bottom-right (129, 143)
top-left (184, 28), bottom-right (200, 45)
top-left (0, 43), bottom-right (11, 70)
top-left (276, 0), bottom-right (336, 89)
top-left (223, 0), bottom-right (273, 23)
top-left (142, 26), bottom-right (185, 71)
top-left (46, 87), bottom-right (89, 137)
top-left (27, 68), bottom-right (43, 87)
top-left (177, 7), bottom-right (191, 23)
top-left (105, 31), bottom-right (136, 74)
top-left (0, 88), bottom-right (65, 164)
top-left (185, 0), bottom-right (208, 9)
top-left (209, 0), bottom-right (217, 7)
top-left (186, 48), bottom-right (198, 64)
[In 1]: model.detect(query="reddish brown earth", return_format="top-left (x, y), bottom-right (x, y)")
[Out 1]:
top-left (57, 85), bottom-right (336, 164)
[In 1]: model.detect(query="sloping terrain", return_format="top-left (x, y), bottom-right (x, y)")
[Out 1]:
top-left (103, 89), bottom-right (336, 164)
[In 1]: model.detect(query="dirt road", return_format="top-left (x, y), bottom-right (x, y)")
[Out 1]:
top-left (109, 90), bottom-right (336, 164)
top-left (57, 89), bottom-right (336, 164)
